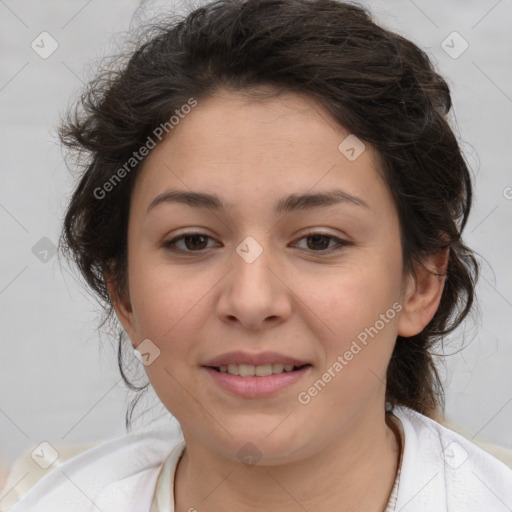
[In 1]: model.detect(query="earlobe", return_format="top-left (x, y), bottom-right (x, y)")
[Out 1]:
top-left (103, 269), bottom-right (137, 345)
top-left (397, 248), bottom-right (449, 337)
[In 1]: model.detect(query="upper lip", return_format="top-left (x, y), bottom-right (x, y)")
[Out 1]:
top-left (202, 351), bottom-right (310, 367)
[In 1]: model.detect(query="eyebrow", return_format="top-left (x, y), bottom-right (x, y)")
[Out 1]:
top-left (146, 187), bottom-right (369, 215)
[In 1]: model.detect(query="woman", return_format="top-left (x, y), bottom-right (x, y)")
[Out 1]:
top-left (6, 0), bottom-right (512, 510)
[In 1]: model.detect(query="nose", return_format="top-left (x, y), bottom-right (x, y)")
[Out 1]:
top-left (215, 238), bottom-right (292, 331)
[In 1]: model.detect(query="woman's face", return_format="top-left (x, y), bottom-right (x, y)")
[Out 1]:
top-left (112, 88), bottom-right (420, 464)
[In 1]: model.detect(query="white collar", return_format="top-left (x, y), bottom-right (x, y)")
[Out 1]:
top-left (148, 407), bottom-right (512, 511)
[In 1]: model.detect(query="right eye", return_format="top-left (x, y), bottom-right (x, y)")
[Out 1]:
top-left (162, 233), bottom-right (220, 253)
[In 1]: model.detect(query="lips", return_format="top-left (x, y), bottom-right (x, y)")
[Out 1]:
top-left (203, 364), bottom-right (311, 397)
top-left (201, 351), bottom-right (312, 396)
top-left (216, 363), bottom-right (308, 377)
top-left (202, 350), bottom-right (310, 368)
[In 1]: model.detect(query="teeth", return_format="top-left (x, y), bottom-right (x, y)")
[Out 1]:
top-left (217, 363), bottom-right (302, 377)
top-left (239, 364), bottom-right (256, 377)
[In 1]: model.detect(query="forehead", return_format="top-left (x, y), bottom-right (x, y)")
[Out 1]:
top-left (130, 88), bottom-right (390, 218)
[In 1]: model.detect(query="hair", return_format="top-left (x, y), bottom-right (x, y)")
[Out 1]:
top-left (58, 0), bottom-right (479, 430)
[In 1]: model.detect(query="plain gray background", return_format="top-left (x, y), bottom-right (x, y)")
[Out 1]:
top-left (1, 0), bottom-right (511, 473)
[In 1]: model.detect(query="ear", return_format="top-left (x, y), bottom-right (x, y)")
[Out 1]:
top-left (104, 267), bottom-right (138, 346)
top-left (397, 248), bottom-right (449, 337)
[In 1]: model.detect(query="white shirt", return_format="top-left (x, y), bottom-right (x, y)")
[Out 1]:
top-left (4, 406), bottom-right (512, 511)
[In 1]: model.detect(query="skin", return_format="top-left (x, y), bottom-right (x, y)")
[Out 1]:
top-left (107, 87), bottom-right (448, 512)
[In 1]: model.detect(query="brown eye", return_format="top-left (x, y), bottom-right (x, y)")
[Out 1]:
top-left (294, 233), bottom-right (348, 253)
top-left (163, 233), bottom-right (216, 253)
top-left (163, 231), bottom-right (349, 255)
top-left (306, 234), bottom-right (331, 251)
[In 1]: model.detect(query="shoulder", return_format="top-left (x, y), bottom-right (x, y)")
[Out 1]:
top-left (3, 427), bottom-right (185, 512)
top-left (393, 406), bottom-right (512, 511)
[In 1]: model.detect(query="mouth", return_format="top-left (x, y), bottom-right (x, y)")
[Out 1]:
top-left (202, 363), bottom-right (312, 398)
top-left (207, 363), bottom-right (311, 377)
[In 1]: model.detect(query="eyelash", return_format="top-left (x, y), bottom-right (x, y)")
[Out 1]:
top-left (162, 231), bottom-right (349, 255)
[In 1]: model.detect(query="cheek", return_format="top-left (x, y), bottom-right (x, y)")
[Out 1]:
top-left (127, 263), bottom-right (208, 416)
top-left (313, 263), bottom-right (400, 331)
top-left (307, 256), bottom-right (402, 368)
top-left (128, 258), bottom-right (206, 344)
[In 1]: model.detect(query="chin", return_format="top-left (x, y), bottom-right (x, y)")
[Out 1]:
top-left (203, 419), bottom-right (313, 466)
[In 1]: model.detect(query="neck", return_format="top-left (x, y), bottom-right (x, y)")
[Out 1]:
top-left (174, 409), bottom-right (402, 512)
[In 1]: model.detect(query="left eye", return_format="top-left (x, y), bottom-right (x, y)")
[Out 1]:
top-left (293, 233), bottom-right (347, 252)
top-left (163, 232), bottom-right (347, 254)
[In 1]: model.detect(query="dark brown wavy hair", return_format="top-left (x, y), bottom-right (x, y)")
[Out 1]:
top-left (58, 0), bottom-right (479, 430)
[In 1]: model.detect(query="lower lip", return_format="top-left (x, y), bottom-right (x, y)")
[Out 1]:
top-left (202, 366), bottom-right (311, 398)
